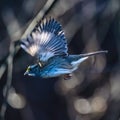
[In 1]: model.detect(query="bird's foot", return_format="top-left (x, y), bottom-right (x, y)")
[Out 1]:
top-left (63, 74), bottom-right (72, 80)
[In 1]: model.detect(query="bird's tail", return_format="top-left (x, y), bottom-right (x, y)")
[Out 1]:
top-left (70, 50), bottom-right (108, 69)
top-left (79, 50), bottom-right (108, 57)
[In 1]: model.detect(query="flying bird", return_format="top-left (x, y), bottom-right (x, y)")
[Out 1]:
top-left (21, 18), bottom-right (108, 79)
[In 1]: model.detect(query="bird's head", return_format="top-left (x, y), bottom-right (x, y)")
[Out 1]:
top-left (24, 64), bottom-right (40, 76)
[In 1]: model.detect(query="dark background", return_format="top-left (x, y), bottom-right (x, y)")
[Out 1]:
top-left (0, 0), bottom-right (120, 120)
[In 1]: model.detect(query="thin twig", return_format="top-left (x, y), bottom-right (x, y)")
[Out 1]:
top-left (0, 0), bottom-right (56, 79)
top-left (0, 0), bottom-right (57, 119)
top-left (21, 0), bottom-right (56, 39)
top-left (0, 43), bottom-right (15, 120)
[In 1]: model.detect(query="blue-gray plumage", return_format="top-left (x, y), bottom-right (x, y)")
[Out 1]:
top-left (21, 18), bottom-right (68, 63)
top-left (21, 18), bottom-right (108, 79)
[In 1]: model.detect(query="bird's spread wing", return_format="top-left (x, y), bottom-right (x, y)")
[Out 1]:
top-left (21, 18), bottom-right (68, 62)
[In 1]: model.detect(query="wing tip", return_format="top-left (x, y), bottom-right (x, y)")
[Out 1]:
top-left (34, 17), bottom-right (63, 35)
top-left (20, 17), bottom-right (68, 58)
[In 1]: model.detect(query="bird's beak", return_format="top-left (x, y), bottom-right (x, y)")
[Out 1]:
top-left (24, 68), bottom-right (29, 75)
top-left (24, 71), bottom-right (28, 75)
top-left (24, 66), bottom-right (30, 75)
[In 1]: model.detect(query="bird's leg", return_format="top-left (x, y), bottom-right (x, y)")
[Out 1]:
top-left (63, 73), bottom-right (72, 80)
top-left (38, 62), bottom-right (43, 67)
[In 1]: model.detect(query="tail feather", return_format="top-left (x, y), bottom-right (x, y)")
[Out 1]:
top-left (21, 18), bottom-right (68, 62)
top-left (69, 50), bottom-right (108, 67)
top-left (80, 50), bottom-right (108, 57)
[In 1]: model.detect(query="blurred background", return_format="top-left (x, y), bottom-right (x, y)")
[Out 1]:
top-left (0, 0), bottom-right (120, 120)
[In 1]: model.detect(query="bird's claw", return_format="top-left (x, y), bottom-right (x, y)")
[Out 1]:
top-left (63, 74), bottom-right (72, 80)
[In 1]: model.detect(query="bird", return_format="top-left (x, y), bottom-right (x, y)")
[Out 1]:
top-left (21, 18), bottom-right (108, 80)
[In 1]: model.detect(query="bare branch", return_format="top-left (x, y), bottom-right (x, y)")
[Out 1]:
top-left (0, 0), bottom-right (56, 119)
